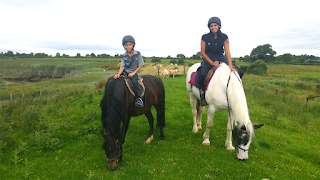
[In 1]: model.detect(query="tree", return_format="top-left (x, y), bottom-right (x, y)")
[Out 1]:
top-left (250, 44), bottom-right (276, 63)
top-left (6, 51), bottom-right (14, 57)
top-left (76, 53), bottom-right (82, 58)
top-left (277, 53), bottom-right (293, 64)
top-left (191, 52), bottom-right (201, 60)
top-left (243, 55), bottom-right (250, 63)
top-left (56, 52), bottom-right (61, 58)
top-left (177, 54), bottom-right (185, 59)
top-left (91, 53), bottom-right (96, 58)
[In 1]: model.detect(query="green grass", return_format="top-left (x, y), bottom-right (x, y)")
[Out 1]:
top-left (0, 59), bottom-right (319, 179)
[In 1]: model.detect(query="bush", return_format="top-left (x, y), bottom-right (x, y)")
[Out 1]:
top-left (170, 59), bottom-right (177, 64)
top-left (177, 58), bottom-right (185, 65)
top-left (248, 59), bottom-right (267, 75)
top-left (239, 65), bottom-right (248, 72)
top-left (151, 57), bottom-right (161, 63)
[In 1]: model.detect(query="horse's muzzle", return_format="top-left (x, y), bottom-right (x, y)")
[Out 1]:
top-left (108, 159), bottom-right (117, 171)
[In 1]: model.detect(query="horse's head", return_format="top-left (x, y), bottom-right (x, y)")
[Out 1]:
top-left (100, 131), bottom-right (121, 170)
top-left (232, 123), bottom-right (264, 160)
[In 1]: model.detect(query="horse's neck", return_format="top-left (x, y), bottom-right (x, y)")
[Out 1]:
top-left (227, 73), bottom-right (251, 124)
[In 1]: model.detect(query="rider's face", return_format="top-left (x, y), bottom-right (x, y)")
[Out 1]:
top-left (210, 23), bottom-right (219, 33)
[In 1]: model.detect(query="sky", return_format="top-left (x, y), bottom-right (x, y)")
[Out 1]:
top-left (0, 0), bottom-right (319, 58)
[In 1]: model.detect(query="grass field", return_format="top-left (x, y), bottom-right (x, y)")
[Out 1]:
top-left (0, 58), bottom-right (319, 179)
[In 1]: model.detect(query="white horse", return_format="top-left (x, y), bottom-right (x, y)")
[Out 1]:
top-left (186, 63), bottom-right (263, 160)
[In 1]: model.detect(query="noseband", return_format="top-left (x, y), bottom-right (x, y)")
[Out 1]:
top-left (106, 138), bottom-right (122, 162)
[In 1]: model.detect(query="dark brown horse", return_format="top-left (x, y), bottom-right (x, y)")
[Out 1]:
top-left (100, 74), bottom-right (165, 170)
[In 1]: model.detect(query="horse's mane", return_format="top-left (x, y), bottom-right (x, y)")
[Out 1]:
top-left (225, 65), bottom-right (254, 139)
top-left (100, 78), bottom-right (125, 135)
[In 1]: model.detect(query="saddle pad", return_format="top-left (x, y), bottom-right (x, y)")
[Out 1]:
top-left (188, 65), bottom-right (220, 90)
top-left (124, 77), bottom-right (145, 97)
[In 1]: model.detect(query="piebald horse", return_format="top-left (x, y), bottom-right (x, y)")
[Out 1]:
top-left (186, 63), bottom-right (263, 160)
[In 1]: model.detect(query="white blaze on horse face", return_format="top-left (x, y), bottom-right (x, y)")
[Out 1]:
top-left (237, 148), bottom-right (249, 160)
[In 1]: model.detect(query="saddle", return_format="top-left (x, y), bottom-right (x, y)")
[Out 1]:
top-left (189, 64), bottom-right (240, 90)
top-left (120, 75), bottom-right (145, 97)
top-left (189, 65), bottom-right (219, 90)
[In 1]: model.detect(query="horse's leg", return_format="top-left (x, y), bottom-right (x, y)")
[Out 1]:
top-left (145, 111), bottom-right (154, 144)
top-left (225, 110), bottom-right (235, 151)
top-left (202, 105), bottom-right (215, 145)
top-left (189, 92), bottom-right (200, 133)
top-left (197, 103), bottom-right (204, 129)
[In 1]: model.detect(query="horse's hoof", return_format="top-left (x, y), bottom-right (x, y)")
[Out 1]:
top-left (192, 128), bottom-right (199, 133)
top-left (228, 149), bottom-right (234, 152)
top-left (202, 139), bottom-right (210, 145)
top-left (145, 135), bottom-right (154, 144)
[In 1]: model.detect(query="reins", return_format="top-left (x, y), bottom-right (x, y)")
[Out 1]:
top-left (117, 77), bottom-right (130, 156)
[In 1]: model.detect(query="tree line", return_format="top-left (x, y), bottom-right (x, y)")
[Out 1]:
top-left (0, 51), bottom-right (202, 60)
top-left (239, 44), bottom-right (320, 64)
top-left (1, 45), bottom-right (319, 65)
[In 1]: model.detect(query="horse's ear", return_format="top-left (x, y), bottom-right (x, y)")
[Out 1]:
top-left (253, 124), bottom-right (264, 129)
top-left (100, 131), bottom-right (107, 139)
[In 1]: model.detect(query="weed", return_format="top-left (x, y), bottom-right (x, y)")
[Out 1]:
top-left (82, 108), bottom-right (99, 123)
top-left (95, 79), bottom-right (107, 90)
top-left (30, 125), bottom-right (63, 150)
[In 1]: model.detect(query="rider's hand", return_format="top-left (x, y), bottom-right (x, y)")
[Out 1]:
top-left (212, 61), bottom-right (219, 66)
top-left (114, 74), bottom-right (119, 79)
top-left (128, 73), bottom-right (134, 78)
top-left (229, 65), bottom-right (235, 72)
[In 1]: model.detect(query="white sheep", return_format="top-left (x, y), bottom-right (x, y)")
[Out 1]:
top-left (170, 69), bottom-right (178, 78)
top-left (161, 69), bottom-right (170, 79)
top-left (170, 63), bottom-right (173, 66)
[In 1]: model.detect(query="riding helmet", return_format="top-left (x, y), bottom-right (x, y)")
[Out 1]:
top-left (122, 35), bottom-right (135, 48)
top-left (207, 17), bottom-right (221, 28)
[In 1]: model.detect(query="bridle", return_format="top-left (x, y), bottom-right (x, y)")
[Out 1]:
top-left (236, 145), bottom-right (249, 152)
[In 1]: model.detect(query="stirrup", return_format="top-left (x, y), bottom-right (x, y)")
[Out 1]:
top-left (135, 98), bottom-right (144, 107)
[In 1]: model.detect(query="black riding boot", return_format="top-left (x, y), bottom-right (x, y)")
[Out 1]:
top-left (200, 89), bottom-right (208, 106)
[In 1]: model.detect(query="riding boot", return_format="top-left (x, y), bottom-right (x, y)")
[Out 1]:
top-left (200, 89), bottom-right (208, 106)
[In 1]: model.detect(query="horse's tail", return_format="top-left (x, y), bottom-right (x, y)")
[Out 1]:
top-left (153, 77), bottom-right (165, 128)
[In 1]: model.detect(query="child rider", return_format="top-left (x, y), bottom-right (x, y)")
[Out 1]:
top-left (114, 35), bottom-right (145, 107)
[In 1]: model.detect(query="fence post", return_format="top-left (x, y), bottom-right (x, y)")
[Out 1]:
top-left (158, 66), bottom-right (160, 76)
top-left (22, 92), bottom-right (25, 99)
top-left (10, 93), bottom-right (12, 101)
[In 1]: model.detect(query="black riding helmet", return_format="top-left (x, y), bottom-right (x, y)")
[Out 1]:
top-left (122, 35), bottom-right (135, 49)
top-left (207, 17), bottom-right (221, 28)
